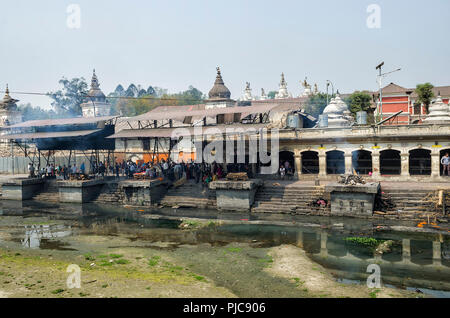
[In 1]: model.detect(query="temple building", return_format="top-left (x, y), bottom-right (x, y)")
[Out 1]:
top-left (423, 94), bottom-right (450, 123)
top-left (321, 91), bottom-right (353, 127)
top-left (80, 70), bottom-right (112, 117)
top-left (205, 67), bottom-right (235, 109)
top-left (0, 85), bottom-right (22, 127)
top-left (373, 82), bottom-right (450, 125)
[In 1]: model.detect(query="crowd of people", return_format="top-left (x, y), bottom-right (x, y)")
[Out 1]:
top-left (119, 159), bottom-right (255, 186)
top-left (27, 158), bottom-right (296, 182)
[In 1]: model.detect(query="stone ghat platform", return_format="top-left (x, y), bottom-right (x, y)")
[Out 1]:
top-left (209, 179), bottom-right (263, 212)
top-left (0, 177), bottom-right (448, 220)
top-left (0, 178), bottom-right (45, 200)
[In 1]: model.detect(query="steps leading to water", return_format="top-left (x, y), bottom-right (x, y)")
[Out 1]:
top-left (32, 179), bottom-right (59, 202)
top-left (160, 181), bottom-right (216, 209)
top-left (252, 184), bottom-right (328, 214)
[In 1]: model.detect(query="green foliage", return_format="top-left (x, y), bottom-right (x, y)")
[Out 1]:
top-left (148, 256), bottom-right (161, 267)
top-left (110, 85), bottom-right (205, 117)
top-left (344, 237), bottom-right (384, 247)
top-left (48, 77), bottom-right (88, 117)
top-left (415, 83), bottom-right (434, 114)
top-left (347, 91), bottom-right (372, 114)
top-left (303, 93), bottom-right (331, 118)
top-left (18, 103), bottom-right (56, 121)
top-left (267, 91), bottom-right (277, 99)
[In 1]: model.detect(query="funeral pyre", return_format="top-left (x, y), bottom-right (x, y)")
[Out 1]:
top-left (338, 174), bottom-right (366, 185)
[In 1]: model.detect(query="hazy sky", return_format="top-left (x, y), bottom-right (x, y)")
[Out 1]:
top-left (1, 0), bottom-right (449, 108)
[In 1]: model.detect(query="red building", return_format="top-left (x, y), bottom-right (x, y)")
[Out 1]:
top-left (374, 83), bottom-right (450, 125)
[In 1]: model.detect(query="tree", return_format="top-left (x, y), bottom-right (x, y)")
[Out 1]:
top-left (347, 91), bottom-right (372, 114)
top-left (267, 91), bottom-right (277, 99)
top-left (114, 84), bottom-right (125, 96)
top-left (415, 83), bottom-right (434, 114)
top-left (303, 93), bottom-right (330, 119)
top-left (18, 103), bottom-right (56, 121)
top-left (125, 84), bottom-right (138, 97)
top-left (48, 77), bottom-right (88, 117)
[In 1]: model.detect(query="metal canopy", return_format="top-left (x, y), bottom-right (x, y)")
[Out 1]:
top-left (5, 115), bottom-right (118, 129)
top-left (107, 124), bottom-right (269, 139)
top-left (1, 129), bottom-right (102, 140)
top-left (129, 104), bottom-right (281, 122)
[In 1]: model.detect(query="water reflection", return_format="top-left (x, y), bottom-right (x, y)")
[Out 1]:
top-left (20, 224), bottom-right (72, 249)
top-left (0, 200), bottom-right (449, 295)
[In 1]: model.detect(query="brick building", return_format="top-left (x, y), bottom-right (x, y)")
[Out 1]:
top-left (373, 83), bottom-right (450, 125)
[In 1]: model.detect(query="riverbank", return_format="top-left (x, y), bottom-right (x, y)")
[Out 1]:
top-left (0, 202), bottom-right (447, 298)
top-left (0, 242), bottom-right (418, 298)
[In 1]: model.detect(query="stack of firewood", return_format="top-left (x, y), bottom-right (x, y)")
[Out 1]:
top-left (338, 174), bottom-right (366, 185)
top-left (225, 172), bottom-right (249, 181)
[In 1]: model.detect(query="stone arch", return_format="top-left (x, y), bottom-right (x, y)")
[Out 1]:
top-left (301, 150), bottom-right (319, 174)
top-left (409, 148), bottom-right (431, 175)
top-left (351, 150), bottom-right (372, 175)
top-left (380, 149), bottom-right (401, 175)
top-left (326, 150), bottom-right (345, 175)
top-left (440, 148), bottom-right (450, 176)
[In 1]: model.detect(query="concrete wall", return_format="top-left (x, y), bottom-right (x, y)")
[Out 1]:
top-left (0, 155), bottom-right (93, 175)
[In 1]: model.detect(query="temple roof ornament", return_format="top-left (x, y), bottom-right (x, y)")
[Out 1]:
top-left (260, 88), bottom-right (267, 100)
top-left (275, 73), bottom-right (291, 99)
top-left (300, 77), bottom-right (313, 97)
top-left (423, 94), bottom-right (450, 123)
top-left (87, 69), bottom-right (106, 102)
top-left (0, 84), bottom-right (19, 111)
top-left (314, 83), bottom-right (319, 95)
top-left (208, 67), bottom-right (231, 100)
top-left (322, 91), bottom-right (353, 127)
top-left (241, 82), bottom-right (253, 101)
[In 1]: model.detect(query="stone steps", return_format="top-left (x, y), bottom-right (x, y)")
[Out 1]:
top-left (160, 183), bottom-right (216, 208)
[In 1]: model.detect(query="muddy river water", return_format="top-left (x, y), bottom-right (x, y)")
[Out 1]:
top-left (0, 200), bottom-right (449, 298)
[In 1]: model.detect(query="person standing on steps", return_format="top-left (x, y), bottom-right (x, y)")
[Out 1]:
top-left (441, 153), bottom-right (450, 176)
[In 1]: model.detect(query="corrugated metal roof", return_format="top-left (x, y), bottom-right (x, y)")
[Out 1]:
top-left (107, 124), bottom-right (268, 139)
top-left (129, 104), bottom-right (281, 122)
top-left (1, 129), bottom-right (101, 140)
top-left (6, 115), bottom-right (118, 129)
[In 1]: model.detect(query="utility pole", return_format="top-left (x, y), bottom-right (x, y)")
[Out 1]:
top-left (326, 80), bottom-right (334, 105)
top-left (376, 62), bottom-right (401, 121)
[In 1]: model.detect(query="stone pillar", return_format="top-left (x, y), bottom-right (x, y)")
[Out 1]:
top-left (319, 231), bottom-right (328, 257)
top-left (319, 154), bottom-right (327, 177)
top-left (344, 154), bottom-right (353, 174)
top-left (402, 239), bottom-right (411, 263)
top-left (251, 163), bottom-right (257, 176)
top-left (431, 153), bottom-right (440, 178)
top-left (401, 153), bottom-right (410, 177)
top-left (294, 154), bottom-right (301, 180)
top-left (432, 241), bottom-right (442, 266)
top-left (296, 231), bottom-right (303, 248)
top-left (371, 152), bottom-right (380, 178)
